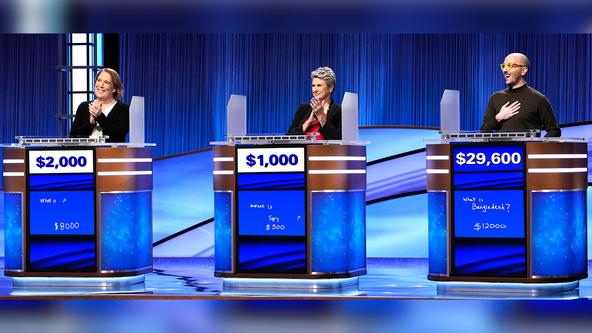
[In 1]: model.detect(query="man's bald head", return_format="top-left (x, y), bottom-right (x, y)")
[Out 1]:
top-left (505, 53), bottom-right (530, 68)
top-left (502, 53), bottom-right (529, 88)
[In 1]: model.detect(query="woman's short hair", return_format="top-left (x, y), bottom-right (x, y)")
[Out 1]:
top-left (96, 68), bottom-right (124, 100)
top-left (311, 67), bottom-right (336, 89)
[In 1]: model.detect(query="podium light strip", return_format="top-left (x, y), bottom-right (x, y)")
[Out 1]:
top-left (426, 155), bottom-right (449, 160)
top-left (16, 137), bottom-right (106, 144)
top-left (97, 171), bottom-right (153, 176)
top-left (426, 169), bottom-right (449, 174)
top-left (213, 157), bottom-right (234, 162)
top-left (2, 159), bottom-right (25, 164)
top-left (308, 156), bottom-right (366, 161)
top-left (213, 170), bottom-right (234, 175)
top-left (308, 169), bottom-right (366, 174)
top-left (2, 172), bottom-right (25, 177)
top-left (528, 168), bottom-right (588, 173)
top-left (528, 154), bottom-right (587, 159)
top-left (98, 158), bottom-right (153, 163)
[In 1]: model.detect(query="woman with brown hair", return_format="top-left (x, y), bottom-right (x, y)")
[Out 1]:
top-left (70, 68), bottom-right (129, 142)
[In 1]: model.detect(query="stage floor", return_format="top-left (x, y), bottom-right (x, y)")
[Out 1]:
top-left (1, 258), bottom-right (591, 299)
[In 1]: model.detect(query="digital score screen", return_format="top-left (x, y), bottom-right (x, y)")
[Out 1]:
top-left (451, 144), bottom-right (526, 277)
top-left (27, 149), bottom-right (96, 272)
top-left (235, 146), bottom-right (306, 274)
top-left (238, 190), bottom-right (305, 237)
top-left (453, 189), bottom-right (525, 238)
top-left (453, 145), bottom-right (524, 172)
top-left (29, 190), bottom-right (95, 235)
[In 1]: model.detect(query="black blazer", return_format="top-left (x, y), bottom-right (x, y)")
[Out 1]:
top-left (70, 101), bottom-right (130, 143)
top-left (287, 100), bottom-right (342, 140)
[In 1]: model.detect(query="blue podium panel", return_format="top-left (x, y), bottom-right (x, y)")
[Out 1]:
top-left (428, 191), bottom-right (447, 275)
top-left (100, 192), bottom-right (152, 271)
top-left (4, 192), bottom-right (23, 270)
top-left (451, 143), bottom-right (527, 278)
top-left (311, 191), bottom-right (365, 273)
top-left (532, 191), bottom-right (587, 277)
top-left (214, 191), bottom-right (232, 272)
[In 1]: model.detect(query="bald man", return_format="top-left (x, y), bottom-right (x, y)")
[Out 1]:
top-left (481, 53), bottom-right (561, 137)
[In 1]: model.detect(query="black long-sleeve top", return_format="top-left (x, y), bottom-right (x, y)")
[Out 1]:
top-left (287, 100), bottom-right (342, 140)
top-left (70, 101), bottom-right (130, 143)
top-left (480, 85), bottom-right (561, 137)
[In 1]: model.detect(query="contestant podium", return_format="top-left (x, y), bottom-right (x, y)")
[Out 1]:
top-left (427, 132), bottom-right (588, 283)
top-left (2, 137), bottom-right (153, 278)
top-left (213, 135), bottom-right (366, 279)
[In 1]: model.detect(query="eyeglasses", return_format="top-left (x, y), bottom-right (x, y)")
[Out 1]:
top-left (500, 63), bottom-right (526, 70)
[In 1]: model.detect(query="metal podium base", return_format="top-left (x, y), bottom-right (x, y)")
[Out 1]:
top-left (221, 277), bottom-right (360, 296)
top-left (10, 275), bottom-right (146, 296)
top-left (436, 281), bottom-right (579, 298)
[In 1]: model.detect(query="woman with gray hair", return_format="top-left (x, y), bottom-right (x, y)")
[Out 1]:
top-left (287, 66), bottom-right (342, 140)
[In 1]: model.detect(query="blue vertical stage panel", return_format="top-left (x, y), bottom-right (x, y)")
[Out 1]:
top-left (214, 191), bottom-right (232, 272)
top-left (100, 192), bottom-right (152, 271)
top-left (4, 192), bottom-right (23, 270)
top-left (428, 192), bottom-right (447, 275)
top-left (531, 191), bottom-right (587, 277)
top-left (311, 191), bottom-right (365, 273)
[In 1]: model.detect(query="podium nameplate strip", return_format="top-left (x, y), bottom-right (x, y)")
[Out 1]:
top-left (528, 168), bottom-right (588, 173)
top-left (308, 169), bottom-right (366, 175)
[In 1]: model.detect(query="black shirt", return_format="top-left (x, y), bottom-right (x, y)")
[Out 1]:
top-left (70, 101), bottom-right (130, 143)
top-left (480, 84), bottom-right (561, 137)
top-left (287, 100), bottom-right (342, 140)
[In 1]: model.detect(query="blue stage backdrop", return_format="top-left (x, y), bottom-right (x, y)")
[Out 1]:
top-left (1, 34), bottom-right (591, 159)
top-left (0, 34), bottom-right (60, 143)
top-left (119, 33), bottom-right (592, 157)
